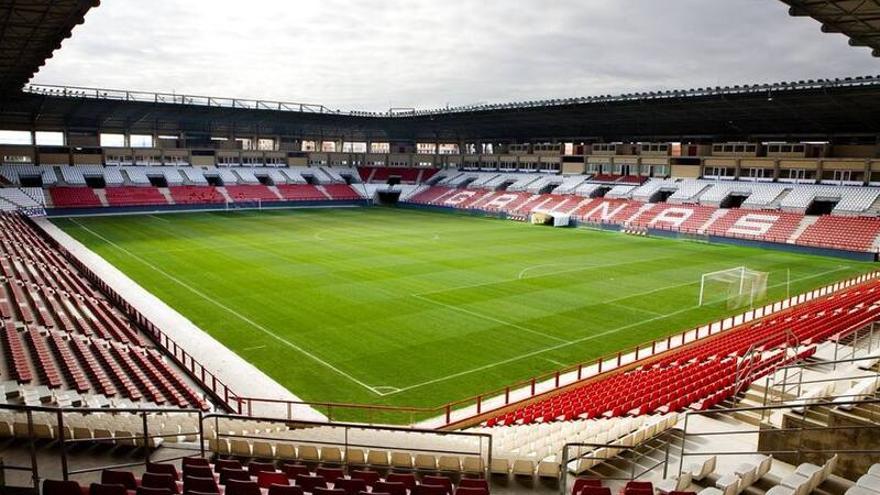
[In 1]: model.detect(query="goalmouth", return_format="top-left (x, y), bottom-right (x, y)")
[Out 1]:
top-left (698, 266), bottom-right (770, 309)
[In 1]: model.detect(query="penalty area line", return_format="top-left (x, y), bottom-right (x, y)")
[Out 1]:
top-left (69, 218), bottom-right (386, 396)
top-left (387, 265), bottom-right (853, 396)
top-left (411, 293), bottom-right (570, 344)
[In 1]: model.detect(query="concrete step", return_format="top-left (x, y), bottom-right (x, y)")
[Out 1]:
top-left (93, 188), bottom-right (110, 207)
top-left (698, 208), bottom-right (730, 234)
top-left (158, 187), bottom-right (175, 205)
top-left (267, 185), bottom-right (284, 200)
top-left (787, 215), bottom-right (819, 243)
top-left (216, 187), bottom-right (234, 203)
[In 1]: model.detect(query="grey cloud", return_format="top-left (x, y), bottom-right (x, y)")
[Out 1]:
top-left (32, 0), bottom-right (878, 111)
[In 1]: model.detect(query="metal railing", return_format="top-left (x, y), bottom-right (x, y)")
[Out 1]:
top-left (677, 397), bottom-right (880, 478)
top-left (760, 353), bottom-right (880, 422)
top-left (0, 403), bottom-right (204, 489)
top-left (205, 413), bottom-right (492, 477)
top-left (23, 74), bottom-right (880, 118)
top-left (559, 428), bottom-right (683, 495)
top-left (0, 405), bottom-right (491, 489)
top-left (23, 85), bottom-right (340, 115)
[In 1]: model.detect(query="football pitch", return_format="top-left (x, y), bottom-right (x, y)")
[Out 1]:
top-left (53, 207), bottom-right (875, 416)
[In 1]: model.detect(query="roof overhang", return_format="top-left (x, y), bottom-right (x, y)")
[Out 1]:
top-left (780, 0), bottom-right (880, 56)
top-left (0, 0), bottom-right (100, 95)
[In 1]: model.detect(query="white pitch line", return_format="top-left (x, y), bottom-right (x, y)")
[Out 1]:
top-left (70, 218), bottom-right (384, 396)
top-left (605, 301), bottom-right (665, 318)
top-left (148, 214), bottom-right (169, 223)
top-left (412, 293), bottom-right (570, 344)
top-left (542, 357), bottom-right (567, 367)
top-left (241, 345), bottom-right (267, 351)
top-left (386, 265), bottom-right (852, 395)
top-left (517, 263), bottom-right (566, 280)
top-left (414, 254), bottom-right (682, 297)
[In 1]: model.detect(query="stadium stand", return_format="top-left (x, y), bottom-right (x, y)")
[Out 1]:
top-left (0, 212), bottom-right (207, 410)
top-left (276, 184), bottom-right (331, 201)
top-left (4, 10), bottom-right (880, 491)
top-left (48, 187), bottom-right (102, 208)
top-left (169, 186), bottom-right (225, 205)
top-left (103, 187), bottom-right (168, 207)
top-left (321, 184), bottom-right (364, 200)
top-left (0, 187), bottom-right (44, 211)
top-left (225, 185), bottom-right (282, 202)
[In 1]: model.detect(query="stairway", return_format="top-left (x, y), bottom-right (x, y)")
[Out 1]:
top-left (698, 209), bottom-right (730, 234)
top-left (563, 198), bottom-right (595, 216)
top-left (158, 187), bottom-right (175, 205)
top-left (315, 185), bottom-right (333, 200)
top-left (868, 194), bottom-right (880, 216)
top-left (267, 185), bottom-right (284, 200)
top-left (93, 189), bottom-right (110, 207)
top-left (787, 216), bottom-right (819, 243)
top-left (625, 203), bottom-right (655, 225)
top-left (216, 187), bottom-right (234, 204)
top-left (769, 189), bottom-right (791, 209)
top-left (550, 197), bottom-right (573, 213)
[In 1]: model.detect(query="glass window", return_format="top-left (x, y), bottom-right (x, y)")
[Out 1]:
top-left (343, 142), bottom-right (367, 153)
top-left (258, 138), bottom-right (276, 151)
top-left (35, 131), bottom-right (64, 146)
top-left (130, 134), bottom-right (153, 148)
top-left (100, 133), bottom-right (125, 147)
top-left (0, 130), bottom-right (32, 145)
top-left (370, 142), bottom-right (390, 153)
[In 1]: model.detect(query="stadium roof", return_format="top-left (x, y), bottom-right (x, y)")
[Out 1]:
top-left (1, 76), bottom-right (879, 143)
top-left (0, 0), bottom-right (99, 95)
top-left (780, 0), bottom-right (880, 56)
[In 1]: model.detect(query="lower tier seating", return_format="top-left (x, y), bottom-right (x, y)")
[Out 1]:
top-left (321, 184), bottom-right (363, 200)
top-left (49, 187), bottom-right (102, 208)
top-left (482, 278), bottom-right (880, 427)
top-left (169, 186), bottom-right (225, 204)
top-left (0, 212), bottom-right (207, 410)
top-left (796, 216), bottom-right (880, 252)
top-left (276, 185), bottom-right (327, 201)
top-left (401, 187), bottom-right (880, 253)
top-left (42, 459), bottom-right (489, 495)
top-left (104, 187), bottom-right (168, 207)
top-left (225, 185), bottom-right (281, 202)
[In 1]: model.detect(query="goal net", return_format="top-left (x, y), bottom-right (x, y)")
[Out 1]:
top-left (698, 266), bottom-right (769, 309)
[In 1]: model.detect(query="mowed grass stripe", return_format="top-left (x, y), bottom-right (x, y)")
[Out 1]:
top-left (53, 208), bottom-right (875, 416)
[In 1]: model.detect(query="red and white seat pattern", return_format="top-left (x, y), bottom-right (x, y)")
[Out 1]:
top-left (403, 187), bottom-right (880, 253)
top-left (484, 279), bottom-right (880, 426)
top-left (0, 212), bottom-right (207, 409)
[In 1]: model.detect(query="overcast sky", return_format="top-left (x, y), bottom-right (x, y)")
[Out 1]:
top-left (31, 0), bottom-right (877, 111)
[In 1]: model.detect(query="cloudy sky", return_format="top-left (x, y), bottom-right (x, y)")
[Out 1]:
top-left (32, 0), bottom-right (877, 111)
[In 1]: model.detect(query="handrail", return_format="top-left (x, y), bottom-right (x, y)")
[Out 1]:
top-left (0, 403), bottom-right (203, 487)
top-left (559, 428), bottom-right (683, 495)
top-left (202, 412), bottom-right (492, 478)
top-left (678, 396), bottom-right (880, 475)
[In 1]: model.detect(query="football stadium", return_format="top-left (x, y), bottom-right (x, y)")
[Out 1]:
top-left (1, 1), bottom-right (880, 495)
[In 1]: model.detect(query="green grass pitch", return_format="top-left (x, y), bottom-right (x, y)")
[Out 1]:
top-left (53, 207), bottom-right (875, 419)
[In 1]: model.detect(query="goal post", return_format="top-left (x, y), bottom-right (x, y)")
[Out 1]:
top-left (698, 266), bottom-right (769, 309)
